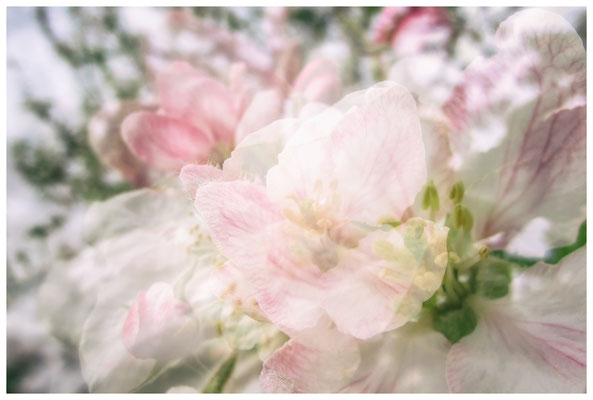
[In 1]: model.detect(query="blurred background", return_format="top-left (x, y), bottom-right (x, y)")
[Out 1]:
top-left (6, 7), bottom-right (586, 393)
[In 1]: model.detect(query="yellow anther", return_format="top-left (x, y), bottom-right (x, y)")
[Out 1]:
top-left (422, 180), bottom-right (440, 212)
top-left (448, 251), bottom-right (461, 264)
top-left (453, 204), bottom-right (474, 231)
top-left (479, 245), bottom-right (490, 259)
top-left (449, 181), bottom-right (465, 204)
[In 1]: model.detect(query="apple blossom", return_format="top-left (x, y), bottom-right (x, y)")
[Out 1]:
top-left (189, 81), bottom-right (449, 341)
top-left (31, 7), bottom-right (586, 394)
top-left (122, 58), bottom-right (341, 173)
top-left (441, 8), bottom-right (585, 250)
top-left (255, 8), bottom-right (586, 393)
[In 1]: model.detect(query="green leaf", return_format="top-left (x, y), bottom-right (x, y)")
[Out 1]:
top-left (470, 259), bottom-right (511, 299)
top-left (433, 304), bottom-right (477, 344)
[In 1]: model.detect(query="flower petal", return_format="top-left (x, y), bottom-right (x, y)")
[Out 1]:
top-left (157, 62), bottom-right (239, 144)
top-left (179, 164), bottom-right (223, 199)
top-left (121, 111), bottom-right (213, 171)
top-left (322, 218), bottom-right (448, 339)
top-left (195, 181), bottom-right (325, 332)
top-left (442, 9), bottom-right (586, 247)
top-left (235, 89), bottom-right (285, 145)
top-left (209, 261), bottom-right (267, 321)
top-left (260, 318), bottom-right (360, 393)
top-left (342, 320), bottom-right (450, 393)
top-left (292, 58), bottom-right (342, 104)
top-left (447, 247), bottom-right (586, 393)
top-left (122, 282), bottom-right (199, 362)
top-left (224, 118), bottom-right (299, 184)
top-left (267, 82), bottom-right (426, 225)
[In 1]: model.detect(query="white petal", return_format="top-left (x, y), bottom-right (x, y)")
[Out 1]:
top-left (447, 247), bottom-right (586, 392)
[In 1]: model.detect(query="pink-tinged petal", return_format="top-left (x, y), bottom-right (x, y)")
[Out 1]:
top-left (121, 111), bottom-right (213, 171)
top-left (268, 82), bottom-right (426, 226)
top-left (224, 118), bottom-right (299, 184)
top-left (444, 9), bottom-right (585, 159)
top-left (292, 58), bottom-right (342, 104)
top-left (322, 218), bottom-right (448, 339)
top-left (373, 8), bottom-right (451, 56)
top-left (234, 89), bottom-right (285, 145)
top-left (228, 62), bottom-right (251, 117)
top-left (447, 248), bottom-right (586, 393)
top-left (209, 261), bottom-right (267, 321)
top-left (260, 318), bottom-right (360, 393)
top-left (373, 7), bottom-right (407, 44)
top-left (122, 282), bottom-right (200, 362)
top-left (442, 9), bottom-right (586, 247)
top-left (179, 163), bottom-right (222, 199)
top-left (342, 320), bottom-right (450, 393)
top-left (391, 8), bottom-right (451, 56)
top-left (466, 106), bottom-right (585, 246)
top-left (195, 181), bottom-right (324, 332)
top-left (157, 62), bottom-right (239, 145)
top-left (88, 101), bottom-right (153, 186)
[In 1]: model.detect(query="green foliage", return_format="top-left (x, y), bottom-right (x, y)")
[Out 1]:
top-left (191, 7), bottom-right (261, 33)
top-left (288, 8), bottom-right (332, 40)
top-left (469, 259), bottom-right (511, 299)
top-left (433, 304), bottom-right (477, 344)
top-left (12, 141), bottom-right (66, 187)
top-left (28, 215), bottom-right (64, 239)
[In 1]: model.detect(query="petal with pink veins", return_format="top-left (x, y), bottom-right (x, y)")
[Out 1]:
top-left (179, 164), bottom-right (223, 199)
top-left (260, 317), bottom-right (360, 393)
top-left (342, 319), bottom-right (450, 393)
top-left (157, 62), bottom-right (239, 145)
top-left (442, 9), bottom-right (586, 247)
top-left (267, 82), bottom-right (426, 225)
top-left (447, 247), bottom-right (586, 392)
top-left (121, 111), bottom-right (213, 171)
top-left (195, 178), bottom-right (447, 339)
top-left (195, 180), bottom-right (325, 332)
top-left (234, 88), bottom-right (285, 145)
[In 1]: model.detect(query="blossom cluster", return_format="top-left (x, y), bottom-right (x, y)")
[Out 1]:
top-left (39, 7), bottom-right (586, 393)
